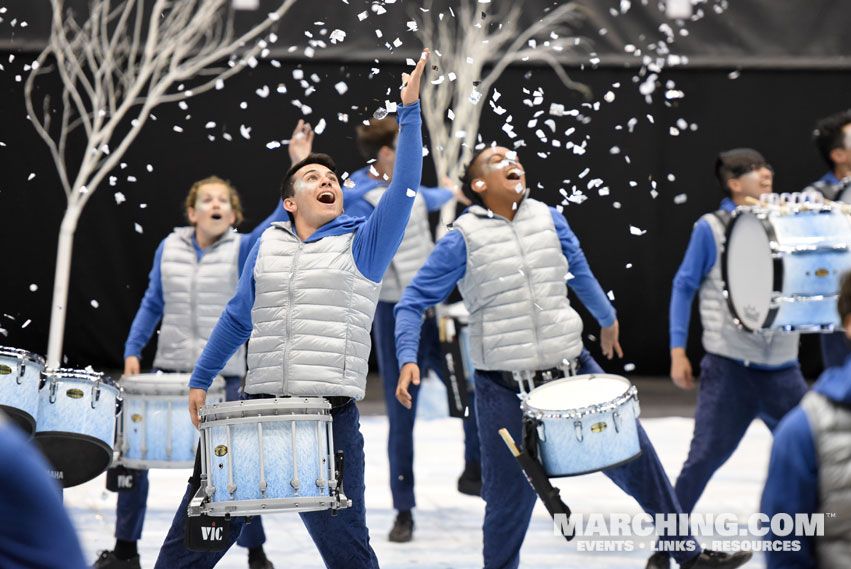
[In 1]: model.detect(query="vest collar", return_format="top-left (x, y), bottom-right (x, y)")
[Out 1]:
top-left (174, 226), bottom-right (237, 249)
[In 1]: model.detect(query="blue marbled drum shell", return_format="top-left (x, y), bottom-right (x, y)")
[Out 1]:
top-left (0, 353), bottom-right (44, 424)
top-left (35, 376), bottom-right (119, 448)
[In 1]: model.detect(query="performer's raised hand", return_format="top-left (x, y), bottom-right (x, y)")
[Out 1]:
top-left (400, 48), bottom-right (430, 106)
top-left (670, 347), bottom-right (696, 389)
top-left (396, 362), bottom-right (421, 409)
top-left (288, 119), bottom-right (314, 164)
top-left (601, 320), bottom-right (624, 360)
top-left (188, 387), bottom-right (207, 429)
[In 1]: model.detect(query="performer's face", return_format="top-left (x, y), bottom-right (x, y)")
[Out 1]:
top-left (187, 182), bottom-right (236, 236)
top-left (284, 163), bottom-right (344, 227)
top-left (729, 165), bottom-right (773, 200)
top-left (469, 146), bottom-right (527, 206)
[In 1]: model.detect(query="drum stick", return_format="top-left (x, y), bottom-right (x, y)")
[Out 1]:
top-left (499, 428), bottom-right (521, 456)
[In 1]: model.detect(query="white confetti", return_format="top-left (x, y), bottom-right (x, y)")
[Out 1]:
top-left (27, 172), bottom-right (35, 181)
top-left (674, 193), bottom-right (688, 204)
top-left (114, 192), bottom-right (126, 204)
top-left (240, 124), bottom-right (252, 139)
top-left (624, 363), bottom-right (636, 372)
top-left (22, 319), bottom-right (31, 329)
top-left (629, 225), bottom-right (646, 236)
top-left (334, 81), bottom-right (348, 95)
top-left (205, 121), bottom-right (216, 129)
top-left (255, 85), bottom-right (270, 98)
top-left (173, 126), bottom-right (183, 133)
top-left (266, 141), bottom-right (281, 149)
top-left (314, 118), bottom-right (326, 134)
top-left (90, 300), bottom-right (99, 309)
top-left (29, 284), bottom-right (37, 292)
top-left (603, 91), bottom-right (615, 103)
top-left (607, 290), bottom-right (615, 301)
top-left (406, 188), bottom-right (417, 198)
top-left (329, 29), bottom-right (346, 44)
top-left (357, 11), bottom-right (368, 21)
top-left (134, 223), bottom-right (143, 234)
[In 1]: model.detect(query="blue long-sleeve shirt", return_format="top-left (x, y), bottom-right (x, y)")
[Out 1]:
top-left (0, 419), bottom-right (88, 569)
top-left (345, 165), bottom-right (453, 217)
top-left (394, 205), bottom-right (617, 368)
top-left (123, 200), bottom-right (289, 359)
top-left (759, 354), bottom-right (851, 568)
top-left (189, 101), bottom-right (423, 390)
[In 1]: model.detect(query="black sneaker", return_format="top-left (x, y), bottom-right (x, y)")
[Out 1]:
top-left (646, 551), bottom-right (670, 569)
top-left (457, 461), bottom-right (482, 496)
top-left (681, 549), bottom-right (752, 569)
top-left (248, 556), bottom-right (275, 569)
top-left (92, 550), bottom-right (141, 569)
top-left (388, 510), bottom-right (414, 542)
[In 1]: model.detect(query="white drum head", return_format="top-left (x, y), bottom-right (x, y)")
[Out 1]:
top-left (121, 373), bottom-right (225, 396)
top-left (524, 374), bottom-right (631, 411)
top-left (725, 213), bottom-right (774, 330)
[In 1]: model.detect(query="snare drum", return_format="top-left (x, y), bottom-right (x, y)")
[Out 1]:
top-left (723, 196), bottom-right (851, 331)
top-left (192, 398), bottom-right (348, 517)
top-left (117, 373), bottom-right (226, 469)
top-left (35, 368), bottom-right (121, 487)
top-left (0, 346), bottom-right (45, 434)
top-left (521, 374), bottom-right (641, 477)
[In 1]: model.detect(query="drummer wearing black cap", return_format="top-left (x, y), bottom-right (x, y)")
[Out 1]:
top-left (654, 149), bottom-right (809, 568)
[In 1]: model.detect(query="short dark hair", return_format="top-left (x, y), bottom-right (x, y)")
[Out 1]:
top-left (356, 118), bottom-right (398, 160)
top-left (459, 147), bottom-right (490, 206)
top-left (281, 153), bottom-right (337, 201)
top-left (813, 109), bottom-right (851, 168)
top-left (838, 271), bottom-right (851, 326)
top-left (714, 148), bottom-right (767, 196)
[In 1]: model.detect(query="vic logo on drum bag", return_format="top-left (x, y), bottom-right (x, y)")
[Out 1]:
top-left (185, 513), bottom-right (231, 552)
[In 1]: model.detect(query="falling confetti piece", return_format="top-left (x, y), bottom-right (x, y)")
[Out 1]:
top-left (406, 188), bottom-right (416, 198)
top-left (624, 363), bottom-right (636, 372)
top-left (629, 225), bottom-right (646, 236)
top-left (240, 125), bottom-right (252, 139)
top-left (607, 290), bottom-right (615, 301)
top-left (314, 118), bottom-right (326, 134)
top-left (29, 284), bottom-right (37, 292)
top-left (335, 81), bottom-right (348, 95)
top-left (22, 319), bottom-right (31, 329)
top-left (114, 192), bottom-right (126, 204)
top-left (27, 173), bottom-right (35, 181)
top-left (90, 300), bottom-right (99, 309)
top-left (134, 223), bottom-right (143, 234)
top-left (674, 193), bottom-right (688, 204)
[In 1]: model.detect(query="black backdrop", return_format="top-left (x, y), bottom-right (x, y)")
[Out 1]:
top-left (1, 2), bottom-right (850, 377)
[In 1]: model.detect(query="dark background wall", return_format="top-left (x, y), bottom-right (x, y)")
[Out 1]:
top-left (1, 1), bottom-right (848, 377)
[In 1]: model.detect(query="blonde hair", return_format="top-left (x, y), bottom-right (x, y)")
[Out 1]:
top-left (184, 176), bottom-right (244, 226)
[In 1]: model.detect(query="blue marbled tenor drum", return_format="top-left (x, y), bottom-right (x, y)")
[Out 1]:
top-left (0, 346), bottom-right (45, 435)
top-left (724, 202), bottom-right (851, 332)
top-left (198, 398), bottom-right (347, 516)
top-left (35, 368), bottom-right (121, 487)
top-left (521, 374), bottom-right (641, 477)
top-left (118, 373), bottom-right (225, 469)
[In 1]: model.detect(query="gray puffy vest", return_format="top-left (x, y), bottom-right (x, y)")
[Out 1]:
top-left (246, 222), bottom-right (381, 399)
top-left (698, 212), bottom-right (799, 366)
top-left (364, 186), bottom-right (433, 303)
top-left (154, 227), bottom-right (246, 377)
top-left (801, 391), bottom-right (851, 567)
top-left (452, 198), bottom-right (584, 372)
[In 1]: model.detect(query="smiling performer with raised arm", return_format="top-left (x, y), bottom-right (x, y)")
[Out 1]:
top-left (151, 50), bottom-right (430, 569)
top-left (394, 145), bottom-right (752, 569)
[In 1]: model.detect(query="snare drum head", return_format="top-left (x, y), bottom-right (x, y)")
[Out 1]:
top-left (524, 374), bottom-right (631, 411)
top-left (724, 213), bottom-right (775, 330)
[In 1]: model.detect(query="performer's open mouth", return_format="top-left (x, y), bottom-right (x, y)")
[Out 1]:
top-left (506, 167), bottom-right (523, 181)
top-left (317, 191), bottom-right (336, 204)
top-left (211, 212), bottom-right (223, 220)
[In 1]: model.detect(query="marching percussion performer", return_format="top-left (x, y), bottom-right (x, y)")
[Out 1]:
top-left (395, 146), bottom-right (750, 569)
top-left (96, 150), bottom-right (302, 568)
top-left (347, 117), bottom-right (480, 542)
top-left (652, 148), bottom-right (808, 569)
top-left (805, 110), bottom-right (851, 369)
top-left (152, 50), bottom-right (429, 569)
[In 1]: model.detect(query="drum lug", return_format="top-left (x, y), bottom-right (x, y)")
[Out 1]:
top-left (259, 480), bottom-right (268, 498)
top-left (613, 411), bottom-right (621, 433)
top-left (48, 378), bottom-right (57, 404)
top-left (536, 421), bottom-right (546, 443)
top-left (573, 420), bottom-right (583, 443)
top-left (16, 356), bottom-right (25, 385)
top-left (91, 381), bottom-right (101, 409)
top-left (227, 482), bottom-right (237, 497)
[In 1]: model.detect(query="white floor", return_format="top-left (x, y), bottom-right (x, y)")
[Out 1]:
top-left (65, 411), bottom-right (772, 569)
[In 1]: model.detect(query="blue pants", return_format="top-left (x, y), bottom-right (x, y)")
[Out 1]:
top-left (372, 301), bottom-right (481, 511)
top-left (674, 353), bottom-right (808, 514)
top-left (153, 399), bottom-right (378, 569)
top-left (820, 331), bottom-right (850, 370)
top-left (474, 349), bottom-right (699, 569)
top-left (116, 376), bottom-right (266, 549)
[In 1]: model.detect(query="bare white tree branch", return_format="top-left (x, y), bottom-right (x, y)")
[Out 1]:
top-left (415, 0), bottom-right (590, 232)
top-left (24, 0), bottom-right (298, 365)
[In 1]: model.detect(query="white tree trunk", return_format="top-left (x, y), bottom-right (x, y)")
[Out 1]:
top-left (46, 201), bottom-right (83, 367)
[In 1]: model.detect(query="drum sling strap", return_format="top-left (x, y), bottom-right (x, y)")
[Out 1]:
top-left (185, 444), bottom-right (232, 552)
top-left (497, 422), bottom-right (575, 541)
top-left (712, 209), bottom-right (731, 229)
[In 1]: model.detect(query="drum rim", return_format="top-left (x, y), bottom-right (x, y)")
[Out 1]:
top-left (199, 396), bottom-right (332, 419)
top-left (0, 346), bottom-right (46, 366)
top-left (120, 373), bottom-right (225, 394)
top-left (722, 209), bottom-right (782, 331)
top-left (521, 374), bottom-right (637, 418)
top-left (42, 368), bottom-right (120, 390)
